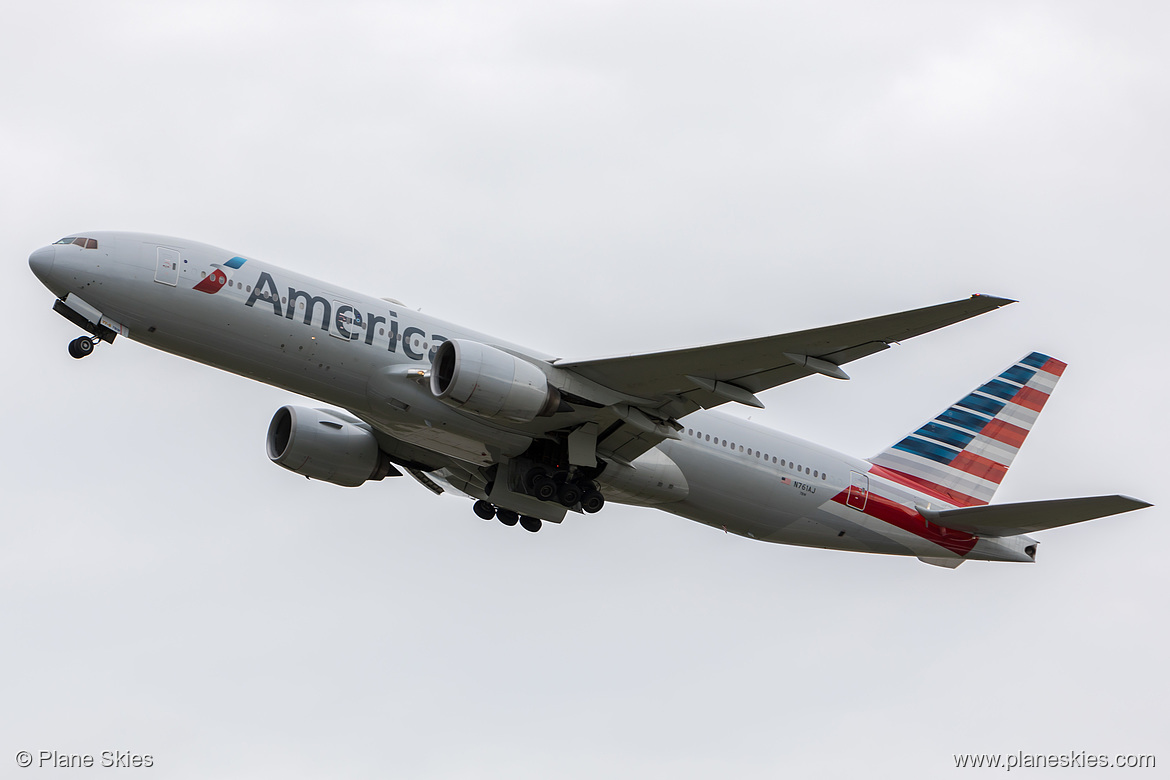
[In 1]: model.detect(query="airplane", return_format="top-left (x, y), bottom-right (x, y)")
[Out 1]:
top-left (28, 231), bottom-right (1151, 567)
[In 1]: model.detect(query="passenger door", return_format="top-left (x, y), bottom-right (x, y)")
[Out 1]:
top-left (847, 471), bottom-right (869, 511)
top-left (155, 247), bottom-right (180, 286)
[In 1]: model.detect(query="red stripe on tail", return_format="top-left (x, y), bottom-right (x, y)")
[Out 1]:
top-left (980, 419), bottom-right (1028, 448)
top-left (950, 450), bottom-right (1008, 485)
top-left (1041, 358), bottom-right (1067, 377)
top-left (1012, 386), bottom-right (1051, 413)
top-left (867, 464), bottom-right (987, 508)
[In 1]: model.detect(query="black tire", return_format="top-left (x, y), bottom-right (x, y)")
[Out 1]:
top-left (519, 515), bottom-right (542, 533)
top-left (523, 466), bottom-right (550, 492)
top-left (69, 336), bottom-right (94, 359)
top-left (532, 475), bottom-right (558, 502)
top-left (558, 482), bottom-right (583, 507)
top-left (581, 490), bottom-right (605, 514)
top-left (473, 500), bottom-right (496, 520)
top-left (497, 509), bottom-right (519, 526)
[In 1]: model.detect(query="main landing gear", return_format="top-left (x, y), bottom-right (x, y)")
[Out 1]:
top-left (473, 499), bottom-right (543, 533)
top-left (68, 335), bottom-right (98, 359)
top-left (523, 466), bottom-right (605, 513)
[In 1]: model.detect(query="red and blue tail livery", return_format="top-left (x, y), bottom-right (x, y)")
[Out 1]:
top-left (869, 352), bottom-right (1066, 507)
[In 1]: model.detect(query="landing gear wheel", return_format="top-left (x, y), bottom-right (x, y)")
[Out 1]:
top-left (68, 336), bottom-right (95, 359)
top-left (557, 481), bottom-right (583, 508)
top-left (519, 515), bottom-right (542, 533)
top-left (523, 466), bottom-right (550, 492)
top-left (532, 475), bottom-right (558, 502)
top-left (581, 490), bottom-right (605, 514)
top-left (497, 509), bottom-right (519, 526)
top-left (473, 500), bottom-right (496, 520)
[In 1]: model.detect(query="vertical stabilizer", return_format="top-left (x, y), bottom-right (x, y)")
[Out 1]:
top-left (868, 352), bottom-right (1066, 507)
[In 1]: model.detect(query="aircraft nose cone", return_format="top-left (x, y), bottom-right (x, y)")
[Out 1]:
top-left (29, 245), bottom-right (56, 283)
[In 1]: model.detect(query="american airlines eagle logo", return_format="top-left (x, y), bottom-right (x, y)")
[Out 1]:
top-left (194, 256), bottom-right (248, 294)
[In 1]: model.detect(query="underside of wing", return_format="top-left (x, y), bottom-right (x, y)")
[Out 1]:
top-left (555, 294), bottom-right (1014, 419)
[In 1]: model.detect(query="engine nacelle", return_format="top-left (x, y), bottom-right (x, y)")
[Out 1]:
top-left (266, 406), bottom-right (397, 487)
top-left (430, 339), bottom-right (561, 423)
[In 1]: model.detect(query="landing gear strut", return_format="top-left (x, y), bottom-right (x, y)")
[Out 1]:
top-left (68, 336), bottom-right (97, 359)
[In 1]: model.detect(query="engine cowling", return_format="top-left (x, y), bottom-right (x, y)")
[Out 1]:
top-left (430, 339), bottom-right (561, 422)
top-left (266, 406), bottom-right (397, 487)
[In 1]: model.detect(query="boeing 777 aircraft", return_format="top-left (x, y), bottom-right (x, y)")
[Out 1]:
top-left (28, 232), bottom-right (1150, 567)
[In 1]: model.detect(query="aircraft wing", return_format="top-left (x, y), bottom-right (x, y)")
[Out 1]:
top-left (557, 294), bottom-right (1015, 417)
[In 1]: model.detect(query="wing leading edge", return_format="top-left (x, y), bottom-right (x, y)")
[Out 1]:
top-left (557, 294), bottom-right (1015, 418)
top-left (549, 294), bottom-right (1014, 465)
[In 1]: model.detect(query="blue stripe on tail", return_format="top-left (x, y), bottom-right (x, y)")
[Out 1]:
top-left (893, 436), bottom-right (960, 465)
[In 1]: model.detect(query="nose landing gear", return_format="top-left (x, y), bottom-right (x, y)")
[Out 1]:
top-left (68, 336), bottom-right (98, 359)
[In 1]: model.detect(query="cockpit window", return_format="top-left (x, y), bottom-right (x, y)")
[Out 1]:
top-left (53, 236), bottom-right (98, 249)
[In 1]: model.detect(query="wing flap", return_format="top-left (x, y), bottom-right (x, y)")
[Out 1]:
top-left (920, 495), bottom-right (1152, 537)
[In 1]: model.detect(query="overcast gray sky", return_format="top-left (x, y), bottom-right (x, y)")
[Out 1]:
top-left (3, 1), bottom-right (1167, 777)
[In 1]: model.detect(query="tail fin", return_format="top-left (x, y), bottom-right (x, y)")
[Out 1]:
top-left (868, 352), bottom-right (1067, 507)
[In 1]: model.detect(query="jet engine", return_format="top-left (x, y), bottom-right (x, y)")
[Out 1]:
top-left (266, 406), bottom-right (398, 487)
top-left (430, 339), bottom-right (562, 422)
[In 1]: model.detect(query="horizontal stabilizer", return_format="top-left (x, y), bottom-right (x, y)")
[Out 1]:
top-left (919, 495), bottom-right (1152, 537)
